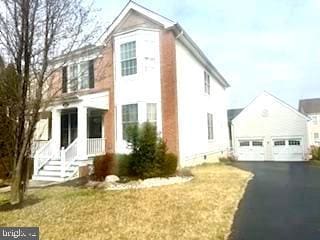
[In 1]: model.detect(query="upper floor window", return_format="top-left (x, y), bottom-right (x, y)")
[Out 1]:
top-left (314, 132), bottom-right (319, 139)
top-left (207, 113), bottom-right (213, 140)
top-left (120, 41), bottom-right (137, 76)
top-left (62, 60), bottom-right (94, 93)
top-left (312, 115), bottom-right (318, 125)
top-left (204, 71), bottom-right (210, 95)
top-left (122, 104), bottom-right (138, 140)
top-left (147, 103), bottom-right (157, 128)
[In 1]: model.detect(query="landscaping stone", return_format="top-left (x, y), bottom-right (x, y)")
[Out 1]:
top-left (105, 175), bottom-right (120, 183)
top-left (104, 176), bottom-right (193, 191)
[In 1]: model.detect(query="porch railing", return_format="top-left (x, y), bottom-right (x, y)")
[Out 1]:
top-left (34, 140), bottom-right (53, 174)
top-left (61, 138), bottom-right (78, 177)
top-left (31, 140), bottom-right (49, 157)
top-left (87, 138), bottom-right (106, 156)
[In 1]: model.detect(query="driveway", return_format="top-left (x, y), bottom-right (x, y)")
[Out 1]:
top-left (229, 162), bottom-right (320, 240)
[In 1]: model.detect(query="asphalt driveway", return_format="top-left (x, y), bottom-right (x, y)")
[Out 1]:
top-left (229, 162), bottom-right (320, 240)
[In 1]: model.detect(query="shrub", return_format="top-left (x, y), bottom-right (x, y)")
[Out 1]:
top-left (114, 154), bottom-right (131, 177)
top-left (219, 154), bottom-right (237, 164)
top-left (161, 153), bottom-right (178, 176)
top-left (126, 122), bottom-right (178, 178)
top-left (93, 153), bottom-right (115, 181)
top-left (310, 146), bottom-right (320, 160)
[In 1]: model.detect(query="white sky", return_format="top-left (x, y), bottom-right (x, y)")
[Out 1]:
top-left (72, 0), bottom-right (320, 108)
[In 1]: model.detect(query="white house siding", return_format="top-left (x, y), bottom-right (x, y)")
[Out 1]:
top-left (232, 93), bottom-right (309, 161)
top-left (114, 29), bottom-right (163, 153)
top-left (175, 40), bottom-right (229, 167)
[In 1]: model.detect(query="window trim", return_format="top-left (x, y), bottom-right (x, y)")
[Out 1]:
top-left (204, 71), bottom-right (210, 95)
top-left (122, 104), bottom-right (138, 141)
top-left (120, 41), bottom-right (137, 76)
top-left (207, 113), bottom-right (214, 140)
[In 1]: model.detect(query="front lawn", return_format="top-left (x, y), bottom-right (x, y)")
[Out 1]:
top-left (0, 164), bottom-right (252, 240)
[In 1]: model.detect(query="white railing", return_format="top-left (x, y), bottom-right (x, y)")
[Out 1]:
top-left (87, 138), bottom-right (106, 156)
top-left (31, 140), bottom-right (49, 157)
top-left (61, 139), bottom-right (78, 177)
top-left (34, 140), bottom-right (53, 174)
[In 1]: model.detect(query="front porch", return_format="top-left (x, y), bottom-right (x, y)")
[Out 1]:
top-left (32, 91), bottom-right (109, 181)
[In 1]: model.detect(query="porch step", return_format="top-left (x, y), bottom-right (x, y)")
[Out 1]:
top-left (43, 165), bottom-right (77, 171)
top-left (47, 160), bottom-right (61, 166)
top-left (38, 169), bottom-right (73, 177)
top-left (32, 175), bottom-right (68, 182)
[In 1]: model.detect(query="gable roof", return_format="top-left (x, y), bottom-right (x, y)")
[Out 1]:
top-left (95, 1), bottom-right (230, 88)
top-left (298, 98), bottom-right (320, 114)
top-left (96, 1), bottom-right (175, 45)
top-left (232, 91), bottom-right (310, 123)
top-left (227, 108), bottom-right (243, 123)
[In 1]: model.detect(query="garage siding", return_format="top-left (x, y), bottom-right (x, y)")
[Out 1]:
top-left (232, 93), bottom-right (309, 161)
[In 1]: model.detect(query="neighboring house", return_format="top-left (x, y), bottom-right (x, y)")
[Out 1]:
top-left (227, 108), bottom-right (243, 148)
top-left (230, 92), bottom-right (309, 161)
top-left (32, 1), bottom-right (230, 181)
top-left (299, 98), bottom-right (320, 146)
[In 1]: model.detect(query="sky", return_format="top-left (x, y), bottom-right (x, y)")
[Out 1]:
top-left (94, 0), bottom-right (320, 108)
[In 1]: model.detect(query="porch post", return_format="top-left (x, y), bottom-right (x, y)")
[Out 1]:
top-left (77, 106), bottom-right (88, 162)
top-left (51, 109), bottom-right (61, 159)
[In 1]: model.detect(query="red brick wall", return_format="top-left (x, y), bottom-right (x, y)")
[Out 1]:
top-left (159, 30), bottom-right (180, 157)
top-left (95, 41), bottom-right (115, 153)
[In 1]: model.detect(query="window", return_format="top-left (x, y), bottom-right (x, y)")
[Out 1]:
top-left (64, 60), bottom-right (94, 93)
top-left (252, 141), bottom-right (263, 146)
top-left (315, 133), bottom-right (319, 139)
top-left (69, 64), bottom-right (78, 91)
top-left (79, 62), bottom-right (89, 89)
top-left (289, 140), bottom-right (300, 146)
top-left (122, 104), bottom-right (138, 140)
top-left (147, 103), bottom-right (157, 127)
top-left (120, 41), bottom-right (137, 76)
top-left (207, 113), bottom-right (213, 140)
top-left (204, 71), bottom-right (210, 94)
top-left (274, 140), bottom-right (285, 146)
top-left (312, 115), bottom-right (318, 125)
top-left (239, 141), bottom-right (250, 147)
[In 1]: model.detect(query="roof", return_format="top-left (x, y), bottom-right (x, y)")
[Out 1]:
top-left (96, 1), bottom-right (230, 88)
top-left (227, 108), bottom-right (243, 123)
top-left (232, 91), bottom-right (310, 123)
top-left (298, 98), bottom-right (320, 114)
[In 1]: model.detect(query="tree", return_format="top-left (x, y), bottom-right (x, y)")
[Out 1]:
top-left (0, 61), bottom-right (20, 179)
top-left (0, 0), bottom-right (98, 205)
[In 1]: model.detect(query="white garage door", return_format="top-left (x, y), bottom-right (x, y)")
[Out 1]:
top-left (237, 139), bottom-right (265, 161)
top-left (272, 139), bottom-right (304, 161)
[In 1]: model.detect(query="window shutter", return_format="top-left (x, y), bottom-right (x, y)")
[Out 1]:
top-left (89, 60), bottom-right (95, 88)
top-left (62, 66), bottom-right (68, 93)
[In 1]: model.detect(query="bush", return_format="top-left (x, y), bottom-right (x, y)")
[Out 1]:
top-left (126, 122), bottom-right (178, 178)
top-left (114, 154), bottom-right (131, 177)
top-left (310, 146), bottom-right (320, 160)
top-left (93, 153), bottom-right (115, 181)
top-left (162, 153), bottom-right (178, 176)
top-left (219, 154), bottom-right (237, 164)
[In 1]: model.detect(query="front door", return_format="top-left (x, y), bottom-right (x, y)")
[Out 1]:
top-left (61, 111), bottom-right (77, 148)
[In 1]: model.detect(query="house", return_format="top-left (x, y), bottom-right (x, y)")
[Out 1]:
top-left (32, 1), bottom-right (230, 181)
top-left (299, 98), bottom-right (320, 146)
top-left (227, 108), bottom-right (243, 147)
top-left (230, 92), bottom-right (309, 161)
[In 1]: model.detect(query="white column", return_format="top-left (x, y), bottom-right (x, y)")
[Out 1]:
top-left (77, 106), bottom-right (88, 161)
top-left (51, 109), bottom-right (61, 160)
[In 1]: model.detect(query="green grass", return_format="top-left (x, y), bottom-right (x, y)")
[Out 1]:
top-left (0, 164), bottom-right (252, 240)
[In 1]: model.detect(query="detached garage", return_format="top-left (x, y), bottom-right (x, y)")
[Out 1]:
top-left (229, 92), bottom-right (309, 161)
